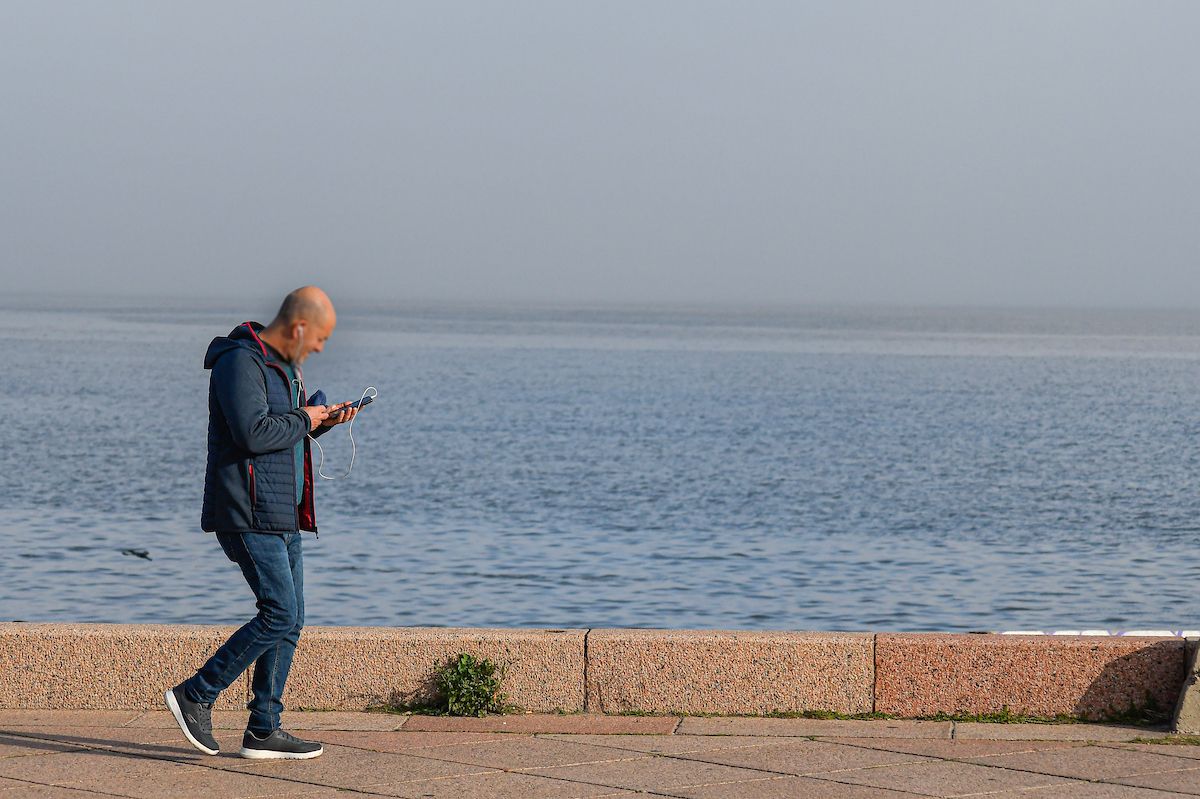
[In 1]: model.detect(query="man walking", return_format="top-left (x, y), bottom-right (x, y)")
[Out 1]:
top-left (166, 286), bottom-right (357, 759)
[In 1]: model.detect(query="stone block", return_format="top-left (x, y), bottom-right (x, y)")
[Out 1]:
top-left (1171, 637), bottom-right (1200, 734)
top-left (586, 629), bottom-right (874, 715)
top-left (280, 626), bottom-right (586, 713)
top-left (876, 634), bottom-right (1186, 720)
top-left (0, 623), bottom-right (248, 710)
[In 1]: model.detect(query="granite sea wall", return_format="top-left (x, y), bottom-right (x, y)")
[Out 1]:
top-left (0, 623), bottom-right (1187, 720)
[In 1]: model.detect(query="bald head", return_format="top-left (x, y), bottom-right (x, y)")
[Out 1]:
top-left (261, 286), bottom-right (338, 365)
top-left (272, 285), bottom-right (335, 329)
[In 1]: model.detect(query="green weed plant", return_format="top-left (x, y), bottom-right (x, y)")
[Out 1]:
top-left (434, 653), bottom-right (509, 717)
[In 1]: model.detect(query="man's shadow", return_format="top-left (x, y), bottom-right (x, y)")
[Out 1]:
top-left (0, 729), bottom-right (238, 763)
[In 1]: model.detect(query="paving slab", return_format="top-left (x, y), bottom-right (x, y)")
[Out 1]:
top-left (1112, 768), bottom-right (1200, 795)
top-left (9, 711), bottom-right (1200, 799)
top-left (671, 776), bottom-right (926, 799)
top-left (308, 729), bottom-right (510, 752)
top-left (586, 629), bottom-right (873, 715)
top-left (0, 781), bottom-right (122, 798)
top-left (525, 755), bottom-right (778, 793)
top-left (819, 736), bottom-right (1087, 759)
top-left (989, 784), bottom-right (1188, 797)
top-left (954, 722), bottom-right (1166, 741)
top-left (0, 710), bottom-right (143, 728)
top-left (676, 738), bottom-right (934, 775)
top-left (217, 745), bottom-right (495, 788)
top-left (829, 759), bottom-right (1078, 795)
top-left (406, 736), bottom-right (645, 770)
top-left (361, 771), bottom-right (638, 798)
top-left (0, 749), bottom-right (202, 787)
top-left (402, 714), bottom-right (679, 735)
top-left (66, 762), bottom-right (330, 799)
top-left (676, 716), bottom-right (953, 738)
top-left (966, 744), bottom-right (1200, 780)
top-left (542, 733), bottom-right (799, 755)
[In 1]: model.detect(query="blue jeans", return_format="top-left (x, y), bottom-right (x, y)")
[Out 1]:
top-left (182, 531), bottom-right (304, 735)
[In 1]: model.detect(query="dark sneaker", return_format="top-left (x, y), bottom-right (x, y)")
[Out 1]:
top-left (239, 728), bottom-right (324, 759)
top-left (164, 684), bottom-right (219, 755)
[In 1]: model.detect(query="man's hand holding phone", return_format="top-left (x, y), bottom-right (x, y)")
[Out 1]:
top-left (319, 402), bottom-right (360, 427)
top-left (301, 405), bottom-right (330, 431)
top-left (303, 389), bottom-right (375, 431)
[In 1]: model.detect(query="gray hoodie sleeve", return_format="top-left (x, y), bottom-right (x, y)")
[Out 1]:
top-left (212, 349), bottom-right (309, 455)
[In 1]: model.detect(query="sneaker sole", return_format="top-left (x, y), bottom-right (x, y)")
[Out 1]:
top-left (164, 689), bottom-right (219, 756)
top-left (238, 746), bottom-right (323, 759)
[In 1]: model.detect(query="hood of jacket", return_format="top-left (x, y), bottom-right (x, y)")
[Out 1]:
top-left (204, 321), bottom-right (271, 370)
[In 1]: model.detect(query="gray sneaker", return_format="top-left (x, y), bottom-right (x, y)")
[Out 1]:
top-left (164, 685), bottom-right (219, 755)
top-left (239, 728), bottom-right (324, 759)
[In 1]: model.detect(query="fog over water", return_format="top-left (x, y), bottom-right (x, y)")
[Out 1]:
top-left (2, 1), bottom-right (1198, 307)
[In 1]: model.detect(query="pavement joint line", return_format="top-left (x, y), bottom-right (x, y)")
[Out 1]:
top-left (462, 752), bottom-right (770, 797)
top-left (313, 733), bottom-right (513, 752)
top-left (118, 712), bottom-right (145, 729)
top-left (758, 770), bottom-right (945, 798)
top-left (0, 774), bottom-right (136, 798)
top-left (811, 737), bottom-right (1094, 760)
top-left (796, 767), bottom-right (1099, 796)
top-left (305, 733), bottom-right (649, 769)
top-left (841, 755), bottom-right (1200, 797)
top-left (354, 768), bottom-right (504, 788)
top-left (798, 738), bottom-right (1200, 786)
top-left (658, 746), bottom-right (936, 780)
top-left (518, 750), bottom-right (792, 783)
top-left (662, 737), bottom-right (1200, 789)
top-left (308, 733), bottom-right (663, 776)
top-left (1094, 741), bottom-right (1200, 759)
top-left (360, 767), bottom-right (687, 798)
top-left (189, 756), bottom-right (425, 793)
top-left (401, 746), bottom-right (654, 772)
top-left (0, 751), bottom-right (67, 761)
top-left (1014, 782), bottom-right (1197, 798)
top-left (540, 733), bottom-right (809, 758)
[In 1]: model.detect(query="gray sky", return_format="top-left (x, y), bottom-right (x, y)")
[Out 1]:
top-left (2, 1), bottom-right (1197, 307)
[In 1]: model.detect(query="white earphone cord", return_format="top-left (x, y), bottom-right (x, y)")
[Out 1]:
top-left (308, 386), bottom-right (378, 480)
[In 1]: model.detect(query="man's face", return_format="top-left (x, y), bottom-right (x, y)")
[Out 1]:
top-left (292, 315), bottom-right (336, 364)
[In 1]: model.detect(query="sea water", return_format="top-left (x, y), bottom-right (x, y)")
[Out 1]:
top-left (2, 297), bottom-right (1198, 631)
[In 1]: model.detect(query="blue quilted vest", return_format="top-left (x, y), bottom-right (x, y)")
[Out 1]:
top-left (201, 322), bottom-right (318, 535)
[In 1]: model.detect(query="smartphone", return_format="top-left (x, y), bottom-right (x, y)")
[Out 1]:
top-left (326, 396), bottom-right (374, 414)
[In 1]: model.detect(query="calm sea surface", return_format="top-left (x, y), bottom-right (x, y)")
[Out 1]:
top-left (2, 297), bottom-right (1199, 632)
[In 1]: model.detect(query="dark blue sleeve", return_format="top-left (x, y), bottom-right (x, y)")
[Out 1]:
top-left (212, 349), bottom-right (310, 455)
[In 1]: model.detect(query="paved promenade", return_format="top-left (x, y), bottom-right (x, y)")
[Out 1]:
top-left (0, 711), bottom-right (1197, 798)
